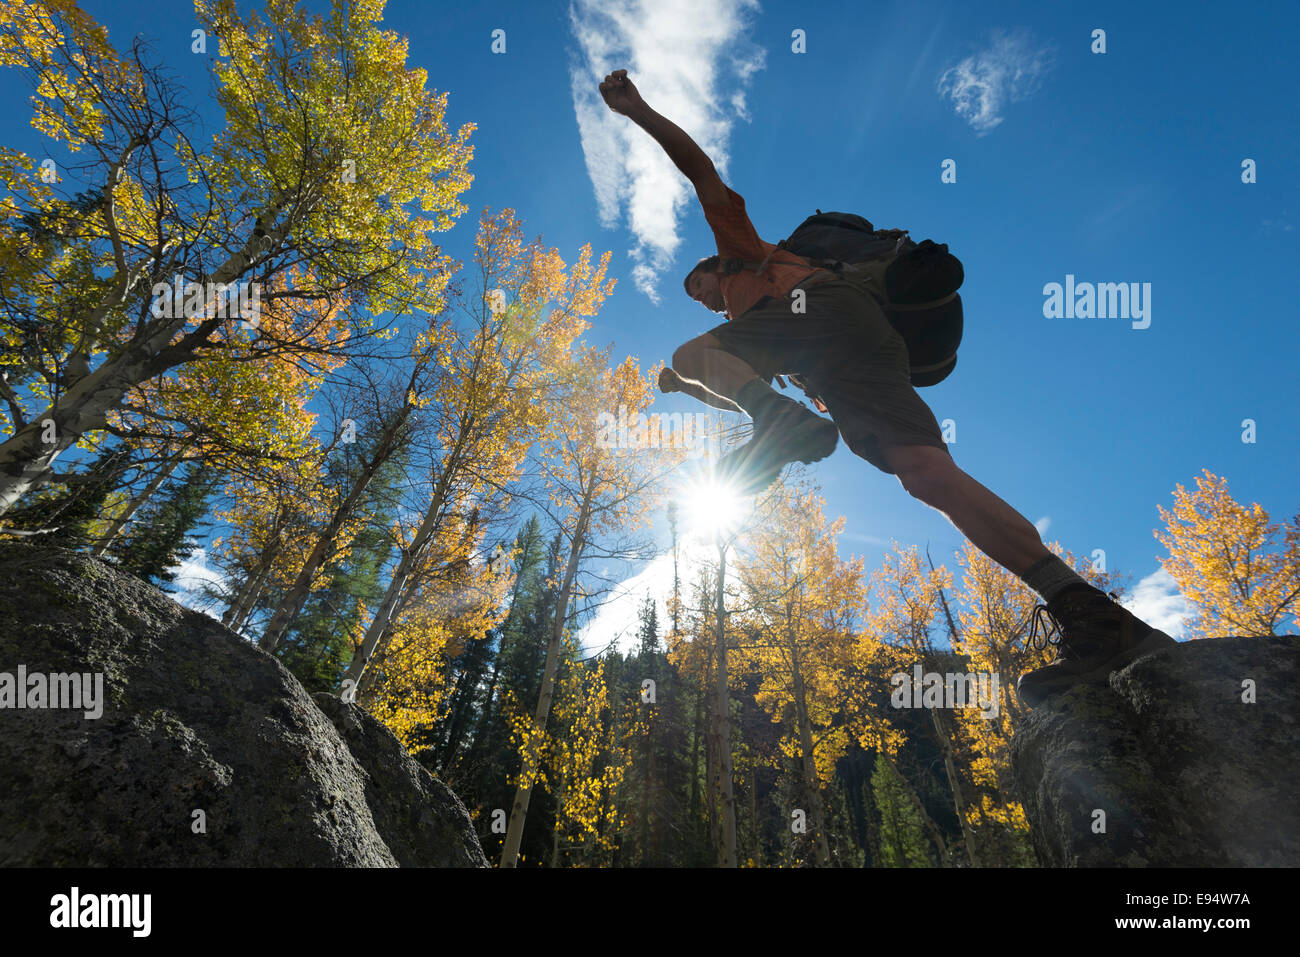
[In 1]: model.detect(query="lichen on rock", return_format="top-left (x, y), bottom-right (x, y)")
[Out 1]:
top-left (0, 543), bottom-right (487, 867)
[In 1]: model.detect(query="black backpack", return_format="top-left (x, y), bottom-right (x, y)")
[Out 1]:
top-left (721, 210), bottom-right (964, 386)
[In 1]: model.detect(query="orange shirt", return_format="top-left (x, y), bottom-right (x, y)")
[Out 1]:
top-left (700, 186), bottom-right (835, 320)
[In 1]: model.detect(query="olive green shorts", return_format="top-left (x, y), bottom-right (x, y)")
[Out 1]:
top-left (705, 277), bottom-right (951, 474)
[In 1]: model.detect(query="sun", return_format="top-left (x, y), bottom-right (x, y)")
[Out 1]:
top-left (681, 475), bottom-right (746, 540)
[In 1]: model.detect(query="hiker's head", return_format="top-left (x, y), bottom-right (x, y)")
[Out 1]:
top-left (684, 256), bottom-right (724, 313)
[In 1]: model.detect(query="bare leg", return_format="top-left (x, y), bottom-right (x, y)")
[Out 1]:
top-left (659, 367), bottom-right (743, 413)
top-left (672, 333), bottom-right (762, 404)
top-left (883, 445), bottom-right (1050, 576)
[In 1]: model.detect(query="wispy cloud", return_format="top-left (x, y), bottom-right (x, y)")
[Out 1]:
top-left (567, 0), bottom-right (766, 301)
top-left (1033, 515), bottom-right (1051, 536)
top-left (937, 29), bottom-right (1054, 135)
top-left (167, 546), bottom-right (224, 621)
top-left (1260, 210), bottom-right (1293, 234)
top-left (1091, 185), bottom-right (1150, 228)
top-left (1119, 565), bottom-right (1193, 640)
top-left (904, 16), bottom-right (948, 99)
top-left (842, 531), bottom-right (893, 547)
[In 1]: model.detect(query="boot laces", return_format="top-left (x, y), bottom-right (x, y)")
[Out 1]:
top-left (1026, 604), bottom-right (1060, 652)
top-left (1025, 589), bottom-right (1121, 654)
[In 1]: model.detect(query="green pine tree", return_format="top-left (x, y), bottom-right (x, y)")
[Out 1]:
top-left (1, 446), bottom-right (129, 549)
top-left (871, 753), bottom-right (933, 867)
top-left (110, 462), bottom-right (219, 588)
top-left (276, 519), bottom-right (392, 693)
top-left (273, 447), bottom-right (409, 692)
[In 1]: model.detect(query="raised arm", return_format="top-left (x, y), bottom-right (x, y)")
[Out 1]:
top-left (599, 70), bottom-right (729, 207)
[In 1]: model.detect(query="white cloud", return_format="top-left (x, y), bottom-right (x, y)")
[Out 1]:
top-left (937, 29), bottom-right (1054, 135)
top-left (576, 538), bottom-right (733, 656)
top-left (1033, 515), bottom-right (1051, 536)
top-left (568, 0), bottom-right (766, 301)
top-left (577, 554), bottom-right (674, 658)
top-left (1119, 565), bottom-right (1192, 640)
top-left (167, 546), bottom-right (224, 621)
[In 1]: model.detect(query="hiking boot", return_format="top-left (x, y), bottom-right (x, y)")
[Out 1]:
top-left (1016, 584), bottom-right (1177, 709)
top-left (715, 395), bottom-right (839, 495)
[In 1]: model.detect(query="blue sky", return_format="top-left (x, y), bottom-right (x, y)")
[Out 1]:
top-left (5, 0), bottom-right (1297, 647)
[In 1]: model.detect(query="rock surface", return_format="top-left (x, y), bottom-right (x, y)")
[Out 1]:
top-left (0, 543), bottom-right (487, 867)
top-left (1011, 635), bottom-right (1300, 866)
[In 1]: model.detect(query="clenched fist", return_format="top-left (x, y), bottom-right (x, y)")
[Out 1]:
top-left (658, 366), bottom-right (683, 394)
top-left (599, 69), bottom-right (646, 117)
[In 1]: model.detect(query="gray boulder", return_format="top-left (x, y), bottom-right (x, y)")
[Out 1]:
top-left (1011, 635), bottom-right (1300, 866)
top-left (0, 543), bottom-right (487, 867)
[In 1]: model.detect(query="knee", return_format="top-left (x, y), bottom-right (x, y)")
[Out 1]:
top-left (672, 334), bottom-right (717, 379)
top-left (888, 446), bottom-right (956, 504)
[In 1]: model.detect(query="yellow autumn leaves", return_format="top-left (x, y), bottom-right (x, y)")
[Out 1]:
top-left (1156, 470), bottom-right (1298, 638)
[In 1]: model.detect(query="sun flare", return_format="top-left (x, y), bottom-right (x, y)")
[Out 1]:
top-left (682, 476), bottom-right (746, 540)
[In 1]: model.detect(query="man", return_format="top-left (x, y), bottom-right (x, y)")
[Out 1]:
top-left (598, 69), bottom-right (1176, 708)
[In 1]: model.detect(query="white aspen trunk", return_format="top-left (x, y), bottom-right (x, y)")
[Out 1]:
top-left (0, 197), bottom-right (297, 515)
top-left (929, 703), bottom-right (981, 866)
top-left (498, 490), bottom-right (594, 869)
top-left (342, 463), bottom-right (458, 689)
top-left (259, 421), bottom-right (402, 653)
top-left (0, 349), bottom-right (179, 515)
top-left (222, 508), bottom-right (290, 630)
top-left (229, 567), bottom-right (272, 635)
top-left (710, 535), bottom-right (737, 867)
top-left (789, 637), bottom-right (832, 866)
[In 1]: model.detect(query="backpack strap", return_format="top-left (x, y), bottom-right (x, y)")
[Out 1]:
top-left (724, 227), bottom-right (911, 275)
top-left (720, 244), bottom-right (843, 277)
top-left (719, 244), bottom-right (783, 275)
